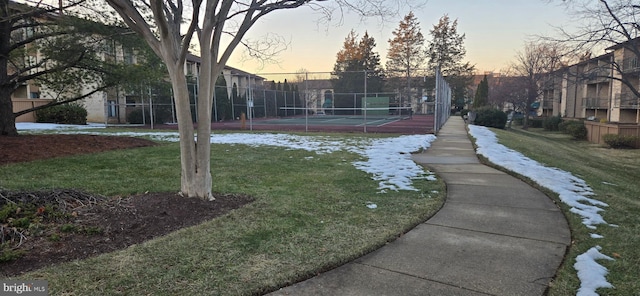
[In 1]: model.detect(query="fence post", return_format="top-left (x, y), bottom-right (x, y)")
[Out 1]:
top-left (363, 70), bottom-right (367, 133)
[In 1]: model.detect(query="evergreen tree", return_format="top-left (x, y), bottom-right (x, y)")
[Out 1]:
top-left (283, 79), bottom-right (291, 92)
top-left (0, 1), bottom-right (165, 136)
top-left (332, 30), bottom-right (363, 95)
top-left (232, 82), bottom-right (239, 118)
top-left (213, 75), bottom-right (230, 121)
top-left (359, 32), bottom-right (385, 93)
top-left (426, 15), bottom-right (475, 111)
top-left (331, 30), bottom-right (385, 113)
top-left (386, 12), bottom-right (425, 98)
top-left (473, 75), bottom-right (489, 108)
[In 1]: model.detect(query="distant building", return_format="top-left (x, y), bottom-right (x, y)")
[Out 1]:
top-left (298, 79), bottom-right (333, 113)
top-left (538, 38), bottom-right (640, 124)
top-left (8, 1), bottom-right (264, 124)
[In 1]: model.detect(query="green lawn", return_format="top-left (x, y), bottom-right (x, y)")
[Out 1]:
top-left (490, 127), bottom-right (640, 296)
top-left (0, 131), bottom-right (445, 295)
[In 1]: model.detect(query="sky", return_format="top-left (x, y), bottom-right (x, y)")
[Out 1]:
top-left (227, 0), bottom-right (576, 78)
top-left (16, 121), bottom-right (613, 294)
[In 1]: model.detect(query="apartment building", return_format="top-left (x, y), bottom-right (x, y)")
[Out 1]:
top-left (539, 39), bottom-right (640, 124)
top-left (8, 1), bottom-right (264, 125)
top-left (100, 53), bottom-right (264, 124)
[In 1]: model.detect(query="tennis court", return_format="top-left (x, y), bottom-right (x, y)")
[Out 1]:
top-left (259, 113), bottom-right (410, 126)
top-left (210, 114), bottom-right (434, 134)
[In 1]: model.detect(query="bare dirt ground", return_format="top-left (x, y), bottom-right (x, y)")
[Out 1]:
top-left (0, 134), bottom-right (253, 277)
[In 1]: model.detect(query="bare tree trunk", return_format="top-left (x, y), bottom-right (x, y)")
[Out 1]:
top-left (167, 65), bottom-right (213, 200)
top-left (0, 86), bottom-right (18, 136)
top-left (0, 1), bottom-right (18, 137)
top-left (193, 58), bottom-right (214, 201)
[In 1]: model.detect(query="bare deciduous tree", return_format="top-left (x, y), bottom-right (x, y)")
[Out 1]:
top-left (488, 74), bottom-right (528, 126)
top-left (105, 0), bottom-right (411, 200)
top-left (553, 0), bottom-right (640, 99)
top-left (510, 41), bottom-right (566, 129)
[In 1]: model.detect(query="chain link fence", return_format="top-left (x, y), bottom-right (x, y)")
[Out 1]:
top-left (102, 70), bottom-right (450, 132)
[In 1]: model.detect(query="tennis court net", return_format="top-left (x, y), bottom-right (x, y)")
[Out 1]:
top-left (278, 106), bottom-right (413, 120)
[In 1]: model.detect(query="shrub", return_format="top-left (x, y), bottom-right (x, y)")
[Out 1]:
top-left (528, 117), bottom-right (544, 128)
top-left (36, 104), bottom-right (87, 125)
top-left (127, 109), bottom-right (144, 124)
top-left (460, 109), bottom-right (469, 119)
top-left (154, 106), bottom-right (173, 123)
top-left (563, 121), bottom-right (587, 140)
top-left (472, 107), bottom-right (508, 129)
top-left (127, 108), bottom-right (171, 124)
top-left (559, 120), bottom-right (578, 132)
top-left (543, 116), bottom-right (563, 131)
top-left (513, 117), bottom-right (524, 126)
top-left (603, 134), bottom-right (639, 149)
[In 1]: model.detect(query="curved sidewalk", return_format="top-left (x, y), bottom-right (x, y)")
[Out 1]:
top-left (269, 117), bottom-right (570, 296)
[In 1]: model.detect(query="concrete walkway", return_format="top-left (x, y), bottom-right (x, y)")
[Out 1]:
top-left (269, 117), bottom-right (571, 296)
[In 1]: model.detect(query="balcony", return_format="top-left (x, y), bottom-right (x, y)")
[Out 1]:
top-left (542, 100), bottom-right (554, 109)
top-left (614, 93), bottom-right (640, 109)
top-left (620, 57), bottom-right (640, 74)
top-left (583, 97), bottom-right (608, 109)
top-left (584, 69), bottom-right (611, 83)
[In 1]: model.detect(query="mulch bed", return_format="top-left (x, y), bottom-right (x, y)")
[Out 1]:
top-left (0, 134), bottom-right (254, 276)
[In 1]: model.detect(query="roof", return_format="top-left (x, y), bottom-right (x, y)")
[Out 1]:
top-left (185, 53), bottom-right (264, 80)
top-left (605, 36), bottom-right (640, 51)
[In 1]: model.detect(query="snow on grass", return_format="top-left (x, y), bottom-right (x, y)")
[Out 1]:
top-left (352, 135), bottom-right (437, 191)
top-left (16, 123), bottom-right (437, 193)
top-left (467, 124), bottom-right (614, 296)
top-left (468, 125), bottom-right (609, 230)
top-left (575, 246), bottom-right (615, 296)
top-left (17, 122), bottom-right (106, 131)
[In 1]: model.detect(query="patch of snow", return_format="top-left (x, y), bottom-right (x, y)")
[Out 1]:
top-left (366, 202), bottom-right (377, 209)
top-left (574, 246), bottom-right (614, 296)
top-left (467, 125), bottom-right (615, 296)
top-left (590, 233), bottom-right (604, 239)
top-left (352, 135), bottom-right (437, 191)
top-left (16, 123), bottom-right (437, 193)
top-left (17, 122), bottom-right (105, 131)
top-left (468, 125), bottom-right (610, 230)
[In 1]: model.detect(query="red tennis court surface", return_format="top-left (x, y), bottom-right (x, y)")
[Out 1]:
top-left (209, 114), bottom-right (434, 134)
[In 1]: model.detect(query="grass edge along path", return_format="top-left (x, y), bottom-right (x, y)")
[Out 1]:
top-left (477, 127), bottom-right (639, 296)
top-left (1, 132), bottom-right (446, 295)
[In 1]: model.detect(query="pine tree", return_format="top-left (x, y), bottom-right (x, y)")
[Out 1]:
top-left (359, 32), bottom-right (385, 93)
top-left (213, 75), bottom-right (231, 121)
top-left (386, 11), bottom-right (425, 97)
top-left (331, 30), bottom-right (385, 113)
top-left (232, 82), bottom-right (240, 118)
top-left (473, 75), bottom-right (489, 108)
top-left (426, 15), bottom-right (475, 111)
top-left (283, 79), bottom-right (291, 92)
top-left (332, 30), bottom-right (364, 95)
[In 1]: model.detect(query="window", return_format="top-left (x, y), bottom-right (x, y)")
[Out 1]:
top-left (30, 92), bottom-right (40, 99)
top-left (123, 47), bottom-right (134, 64)
top-left (126, 97), bottom-right (138, 107)
top-left (186, 62), bottom-right (195, 76)
top-left (108, 100), bottom-right (118, 117)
